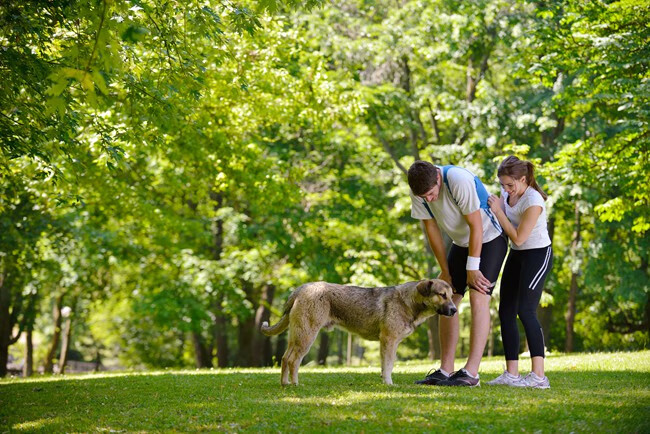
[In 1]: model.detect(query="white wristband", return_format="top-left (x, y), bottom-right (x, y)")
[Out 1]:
top-left (466, 256), bottom-right (481, 271)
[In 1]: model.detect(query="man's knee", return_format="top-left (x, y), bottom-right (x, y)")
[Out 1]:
top-left (469, 289), bottom-right (490, 307)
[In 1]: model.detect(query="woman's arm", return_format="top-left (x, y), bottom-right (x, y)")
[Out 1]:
top-left (488, 194), bottom-right (541, 247)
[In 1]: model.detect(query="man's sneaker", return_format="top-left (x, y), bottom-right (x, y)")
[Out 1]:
top-left (438, 368), bottom-right (480, 387)
top-left (415, 368), bottom-right (451, 385)
top-left (522, 372), bottom-right (550, 389)
top-left (486, 371), bottom-right (526, 387)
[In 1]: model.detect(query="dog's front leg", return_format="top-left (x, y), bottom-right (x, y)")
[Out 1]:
top-left (380, 337), bottom-right (399, 385)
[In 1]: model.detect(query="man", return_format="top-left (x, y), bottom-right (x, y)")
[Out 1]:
top-left (408, 160), bottom-right (506, 386)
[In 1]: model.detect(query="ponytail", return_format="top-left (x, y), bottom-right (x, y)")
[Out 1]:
top-left (526, 161), bottom-right (548, 201)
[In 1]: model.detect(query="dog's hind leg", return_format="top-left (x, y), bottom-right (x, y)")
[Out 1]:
top-left (282, 294), bottom-right (330, 385)
top-left (281, 347), bottom-right (294, 386)
top-left (286, 326), bottom-right (321, 385)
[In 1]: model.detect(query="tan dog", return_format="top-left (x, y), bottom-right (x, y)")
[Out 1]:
top-left (260, 279), bottom-right (457, 385)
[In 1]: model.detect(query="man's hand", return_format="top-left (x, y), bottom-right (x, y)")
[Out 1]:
top-left (467, 269), bottom-right (491, 294)
top-left (437, 270), bottom-right (453, 287)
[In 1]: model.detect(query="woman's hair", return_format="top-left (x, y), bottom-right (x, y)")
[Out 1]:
top-left (408, 160), bottom-right (440, 196)
top-left (497, 156), bottom-right (548, 200)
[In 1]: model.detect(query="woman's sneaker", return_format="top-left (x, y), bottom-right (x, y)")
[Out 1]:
top-left (523, 372), bottom-right (550, 389)
top-left (486, 371), bottom-right (527, 387)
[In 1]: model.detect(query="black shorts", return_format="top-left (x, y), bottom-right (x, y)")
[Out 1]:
top-left (448, 234), bottom-right (507, 296)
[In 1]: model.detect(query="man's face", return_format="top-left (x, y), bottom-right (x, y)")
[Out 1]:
top-left (419, 183), bottom-right (441, 202)
top-left (418, 171), bottom-right (442, 202)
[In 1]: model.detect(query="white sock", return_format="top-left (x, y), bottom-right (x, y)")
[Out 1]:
top-left (439, 368), bottom-right (451, 377)
top-left (461, 368), bottom-right (479, 379)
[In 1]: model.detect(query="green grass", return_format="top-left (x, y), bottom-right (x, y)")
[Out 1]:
top-left (2, 351), bottom-right (649, 433)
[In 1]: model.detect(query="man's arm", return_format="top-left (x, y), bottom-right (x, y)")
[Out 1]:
top-left (422, 219), bottom-right (452, 285)
top-left (463, 210), bottom-right (491, 294)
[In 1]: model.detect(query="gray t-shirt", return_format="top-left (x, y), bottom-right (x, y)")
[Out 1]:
top-left (503, 187), bottom-right (552, 250)
top-left (410, 166), bottom-right (503, 248)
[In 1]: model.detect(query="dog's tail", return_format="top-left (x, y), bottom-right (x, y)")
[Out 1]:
top-left (260, 289), bottom-right (299, 336)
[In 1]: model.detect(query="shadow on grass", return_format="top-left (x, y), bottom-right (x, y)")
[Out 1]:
top-left (1, 369), bottom-right (649, 432)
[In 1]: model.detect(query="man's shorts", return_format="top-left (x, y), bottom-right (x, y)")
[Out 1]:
top-left (448, 233), bottom-right (507, 296)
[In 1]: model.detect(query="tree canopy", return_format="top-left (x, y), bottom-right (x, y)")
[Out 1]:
top-left (1, 0), bottom-right (648, 376)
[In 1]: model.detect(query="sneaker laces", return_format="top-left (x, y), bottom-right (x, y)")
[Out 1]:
top-left (525, 372), bottom-right (544, 383)
top-left (424, 368), bottom-right (440, 379)
top-left (425, 368), bottom-right (453, 379)
top-left (424, 368), bottom-right (439, 379)
top-left (449, 368), bottom-right (470, 379)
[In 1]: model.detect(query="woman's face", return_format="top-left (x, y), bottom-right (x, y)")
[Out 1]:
top-left (499, 175), bottom-right (527, 197)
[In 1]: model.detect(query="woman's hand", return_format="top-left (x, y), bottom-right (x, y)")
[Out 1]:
top-left (488, 194), bottom-right (503, 215)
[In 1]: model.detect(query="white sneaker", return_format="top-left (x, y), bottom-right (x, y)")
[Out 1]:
top-left (486, 371), bottom-right (526, 387)
top-left (523, 372), bottom-right (550, 389)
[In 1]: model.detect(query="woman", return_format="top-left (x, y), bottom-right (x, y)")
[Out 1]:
top-left (486, 156), bottom-right (553, 389)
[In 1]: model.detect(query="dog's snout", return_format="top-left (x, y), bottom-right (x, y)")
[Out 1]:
top-left (438, 302), bottom-right (457, 317)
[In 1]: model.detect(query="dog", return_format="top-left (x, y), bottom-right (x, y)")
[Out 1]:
top-left (260, 279), bottom-right (457, 385)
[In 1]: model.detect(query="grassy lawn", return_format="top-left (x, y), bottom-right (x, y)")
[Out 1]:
top-left (2, 351), bottom-right (649, 432)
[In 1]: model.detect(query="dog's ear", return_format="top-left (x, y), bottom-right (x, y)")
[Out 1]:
top-left (432, 279), bottom-right (452, 294)
top-left (416, 280), bottom-right (433, 297)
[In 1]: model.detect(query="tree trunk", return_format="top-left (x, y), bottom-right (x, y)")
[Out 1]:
top-left (253, 284), bottom-right (275, 367)
top-left (94, 345), bottom-right (102, 372)
top-left (43, 295), bottom-right (64, 374)
top-left (261, 330), bottom-right (273, 367)
top-left (214, 303), bottom-right (229, 368)
top-left (210, 191), bottom-right (229, 368)
top-left (274, 333), bottom-right (286, 367)
top-left (58, 313), bottom-right (73, 374)
top-left (565, 204), bottom-right (581, 352)
top-left (336, 330), bottom-right (343, 365)
top-left (237, 281), bottom-right (259, 367)
top-left (317, 332), bottom-right (329, 365)
top-left (427, 99), bottom-right (441, 144)
top-left (191, 331), bottom-right (213, 369)
top-left (565, 273), bottom-right (578, 352)
top-left (398, 55), bottom-right (422, 160)
top-left (426, 316), bottom-right (440, 360)
top-left (23, 329), bottom-right (33, 377)
top-left (0, 271), bottom-right (10, 378)
top-left (237, 315), bottom-right (255, 367)
top-left (346, 333), bottom-right (353, 365)
top-left (466, 38), bottom-right (493, 103)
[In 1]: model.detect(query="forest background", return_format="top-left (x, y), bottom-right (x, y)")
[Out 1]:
top-left (0, 0), bottom-right (648, 377)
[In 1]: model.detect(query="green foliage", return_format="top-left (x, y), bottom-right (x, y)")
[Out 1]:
top-left (0, 0), bottom-right (647, 372)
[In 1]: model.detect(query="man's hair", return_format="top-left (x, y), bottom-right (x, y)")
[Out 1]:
top-left (408, 160), bottom-right (440, 196)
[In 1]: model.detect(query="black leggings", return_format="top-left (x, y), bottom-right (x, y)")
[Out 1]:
top-left (499, 245), bottom-right (553, 360)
